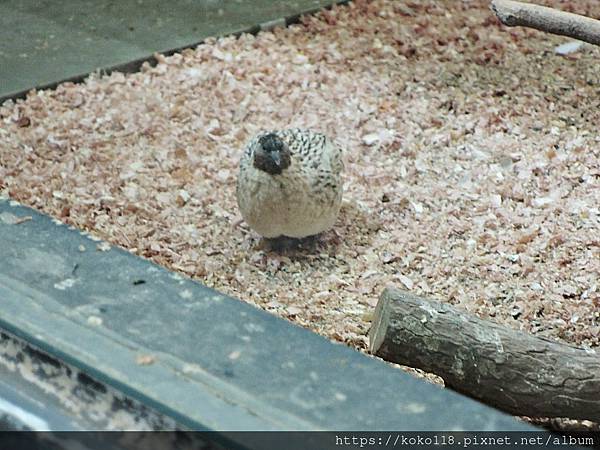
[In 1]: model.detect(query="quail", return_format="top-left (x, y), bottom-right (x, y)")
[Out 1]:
top-left (236, 129), bottom-right (343, 242)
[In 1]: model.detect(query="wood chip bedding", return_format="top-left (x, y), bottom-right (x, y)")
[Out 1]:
top-left (1, 0), bottom-right (598, 376)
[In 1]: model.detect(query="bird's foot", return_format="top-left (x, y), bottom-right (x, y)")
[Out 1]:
top-left (258, 234), bottom-right (324, 253)
top-left (297, 234), bottom-right (320, 252)
top-left (325, 228), bottom-right (342, 247)
top-left (260, 236), bottom-right (299, 253)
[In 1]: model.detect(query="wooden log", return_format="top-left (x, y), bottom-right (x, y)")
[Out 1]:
top-left (491, 0), bottom-right (600, 47)
top-left (369, 287), bottom-right (600, 422)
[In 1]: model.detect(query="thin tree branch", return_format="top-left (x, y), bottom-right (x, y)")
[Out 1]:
top-left (491, 0), bottom-right (600, 47)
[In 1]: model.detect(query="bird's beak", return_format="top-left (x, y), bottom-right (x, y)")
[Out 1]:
top-left (271, 152), bottom-right (281, 167)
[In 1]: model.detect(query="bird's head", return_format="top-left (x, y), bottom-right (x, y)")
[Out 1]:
top-left (252, 133), bottom-right (292, 175)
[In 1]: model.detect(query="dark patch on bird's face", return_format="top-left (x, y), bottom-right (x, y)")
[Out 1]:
top-left (253, 133), bottom-right (292, 175)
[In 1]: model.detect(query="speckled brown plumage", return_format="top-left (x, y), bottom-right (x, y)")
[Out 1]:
top-left (237, 129), bottom-right (343, 239)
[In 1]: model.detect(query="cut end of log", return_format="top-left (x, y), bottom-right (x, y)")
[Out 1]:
top-left (490, 0), bottom-right (519, 26)
top-left (368, 286), bottom-right (395, 354)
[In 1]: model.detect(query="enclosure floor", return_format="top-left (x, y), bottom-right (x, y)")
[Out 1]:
top-left (1, 0), bottom-right (599, 358)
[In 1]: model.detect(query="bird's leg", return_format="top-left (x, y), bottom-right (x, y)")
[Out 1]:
top-left (300, 231), bottom-right (341, 253)
top-left (327, 229), bottom-right (342, 246)
top-left (260, 234), bottom-right (330, 253)
top-left (261, 236), bottom-right (298, 252)
top-left (298, 234), bottom-right (321, 251)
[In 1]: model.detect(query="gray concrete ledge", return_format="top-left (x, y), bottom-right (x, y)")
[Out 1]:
top-left (0, 0), bottom-right (347, 102)
top-left (0, 199), bottom-right (532, 433)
